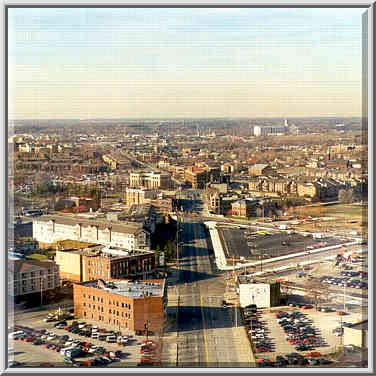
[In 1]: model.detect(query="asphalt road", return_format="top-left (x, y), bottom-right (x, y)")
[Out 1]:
top-left (175, 217), bottom-right (251, 367)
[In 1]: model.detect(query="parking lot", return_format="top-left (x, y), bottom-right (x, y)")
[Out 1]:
top-left (9, 314), bottom-right (161, 368)
top-left (243, 305), bottom-right (364, 367)
top-left (220, 227), bottom-right (342, 261)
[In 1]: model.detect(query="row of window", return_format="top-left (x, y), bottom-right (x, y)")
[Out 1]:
top-left (82, 294), bottom-right (132, 310)
top-left (82, 312), bottom-right (130, 326)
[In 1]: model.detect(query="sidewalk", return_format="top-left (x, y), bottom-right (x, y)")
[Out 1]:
top-left (160, 290), bottom-right (179, 366)
top-left (232, 325), bottom-right (256, 366)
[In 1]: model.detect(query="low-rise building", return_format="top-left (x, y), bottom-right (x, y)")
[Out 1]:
top-left (8, 259), bottom-right (60, 298)
top-left (231, 198), bottom-right (260, 218)
top-left (125, 188), bottom-right (155, 207)
top-left (248, 164), bottom-right (274, 176)
top-left (238, 279), bottom-right (281, 308)
top-left (33, 214), bottom-right (151, 250)
top-left (343, 321), bottom-right (368, 348)
top-left (55, 246), bottom-right (155, 282)
top-left (130, 171), bottom-right (171, 190)
top-left (73, 278), bottom-right (167, 333)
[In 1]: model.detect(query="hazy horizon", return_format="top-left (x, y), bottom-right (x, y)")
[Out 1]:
top-left (9, 8), bottom-right (365, 120)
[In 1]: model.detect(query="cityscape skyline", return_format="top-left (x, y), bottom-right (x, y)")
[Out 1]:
top-left (9, 7), bottom-right (365, 119)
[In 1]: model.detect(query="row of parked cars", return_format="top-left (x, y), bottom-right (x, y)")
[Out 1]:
top-left (56, 320), bottom-right (130, 346)
top-left (321, 275), bottom-right (368, 290)
top-left (275, 310), bottom-right (325, 352)
top-left (243, 305), bottom-right (274, 354)
top-left (9, 324), bottom-right (125, 367)
top-left (138, 340), bottom-right (159, 367)
top-left (257, 352), bottom-right (333, 367)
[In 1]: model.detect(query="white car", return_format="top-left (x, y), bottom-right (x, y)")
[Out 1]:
top-left (65, 341), bottom-right (74, 347)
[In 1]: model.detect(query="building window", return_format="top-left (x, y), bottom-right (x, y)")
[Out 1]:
top-left (121, 303), bottom-right (124, 308)
top-left (88, 304), bottom-right (91, 308)
top-left (83, 293), bottom-right (86, 298)
top-left (109, 300), bottom-right (111, 305)
top-left (117, 311), bottom-right (119, 316)
top-left (101, 307), bottom-right (104, 312)
top-left (109, 309), bottom-right (112, 314)
top-left (83, 302), bottom-right (86, 307)
top-left (93, 305), bottom-right (95, 310)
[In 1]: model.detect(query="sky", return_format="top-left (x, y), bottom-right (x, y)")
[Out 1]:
top-left (8, 7), bottom-right (366, 119)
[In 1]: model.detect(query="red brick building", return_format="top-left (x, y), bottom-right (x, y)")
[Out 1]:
top-left (55, 246), bottom-right (155, 282)
top-left (73, 279), bottom-right (167, 333)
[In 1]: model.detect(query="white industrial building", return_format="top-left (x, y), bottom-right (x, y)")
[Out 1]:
top-left (32, 214), bottom-right (151, 250)
top-left (239, 281), bottom-right (281, 308)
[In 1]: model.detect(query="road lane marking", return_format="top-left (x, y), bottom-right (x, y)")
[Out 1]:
top-left (200, 295), bottom-right (209, 365)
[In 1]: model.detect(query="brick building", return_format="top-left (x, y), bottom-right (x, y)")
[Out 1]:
top-left (125, 188), bottom-right (154, 206)
top-left (184, 167), bottom-right (208, 189)
top-left (231, 199), bottom-right (259, 218)
top-left (8, 259), bottom-right (60, 298)
top-left (248, 164), bottom-right (274, 177)
top-left (55, 246), bottom-right (155, 282)
top-left (73, 279), bottom-right (167, 333)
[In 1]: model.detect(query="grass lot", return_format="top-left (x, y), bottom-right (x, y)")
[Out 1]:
top-left (53, 239), bottom-right (96, 250)
top-left (26, 253), bottom-right (49, 261)
top-left (322, 204), bottom-right (367, 218)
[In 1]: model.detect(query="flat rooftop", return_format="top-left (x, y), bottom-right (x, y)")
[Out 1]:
top-left (219, 226), bottom-right (341, 261)
top-left (66, 246), bottom-right (153, 260)
top-left (83, 279), bottom-right (164, 298)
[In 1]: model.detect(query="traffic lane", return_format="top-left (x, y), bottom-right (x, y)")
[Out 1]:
top-left (201, 296), bottom-right (241, 367)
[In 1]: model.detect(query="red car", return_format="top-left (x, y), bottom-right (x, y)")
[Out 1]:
top-left (64, 325), bottom-right (71, 330)
top-left (24, 337), bottom-right (33, 342)
top-left (255, 348), bottom-right (268, 353)
top-left (141, 340), bottom-right (156, 346)
top-left (140, 357), bottom-right (155, 364)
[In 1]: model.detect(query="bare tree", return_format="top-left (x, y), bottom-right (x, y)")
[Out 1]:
top-left (305, 279), bottom-right (329, 310)
top-left (338, 189), bottom-right (355, 204)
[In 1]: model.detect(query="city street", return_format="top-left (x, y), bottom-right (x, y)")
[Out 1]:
top-left (164, 216), bottom-right (253, 367)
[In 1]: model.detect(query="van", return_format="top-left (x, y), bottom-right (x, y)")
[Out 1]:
top-left (106, 336), bottom-right (116, 343)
